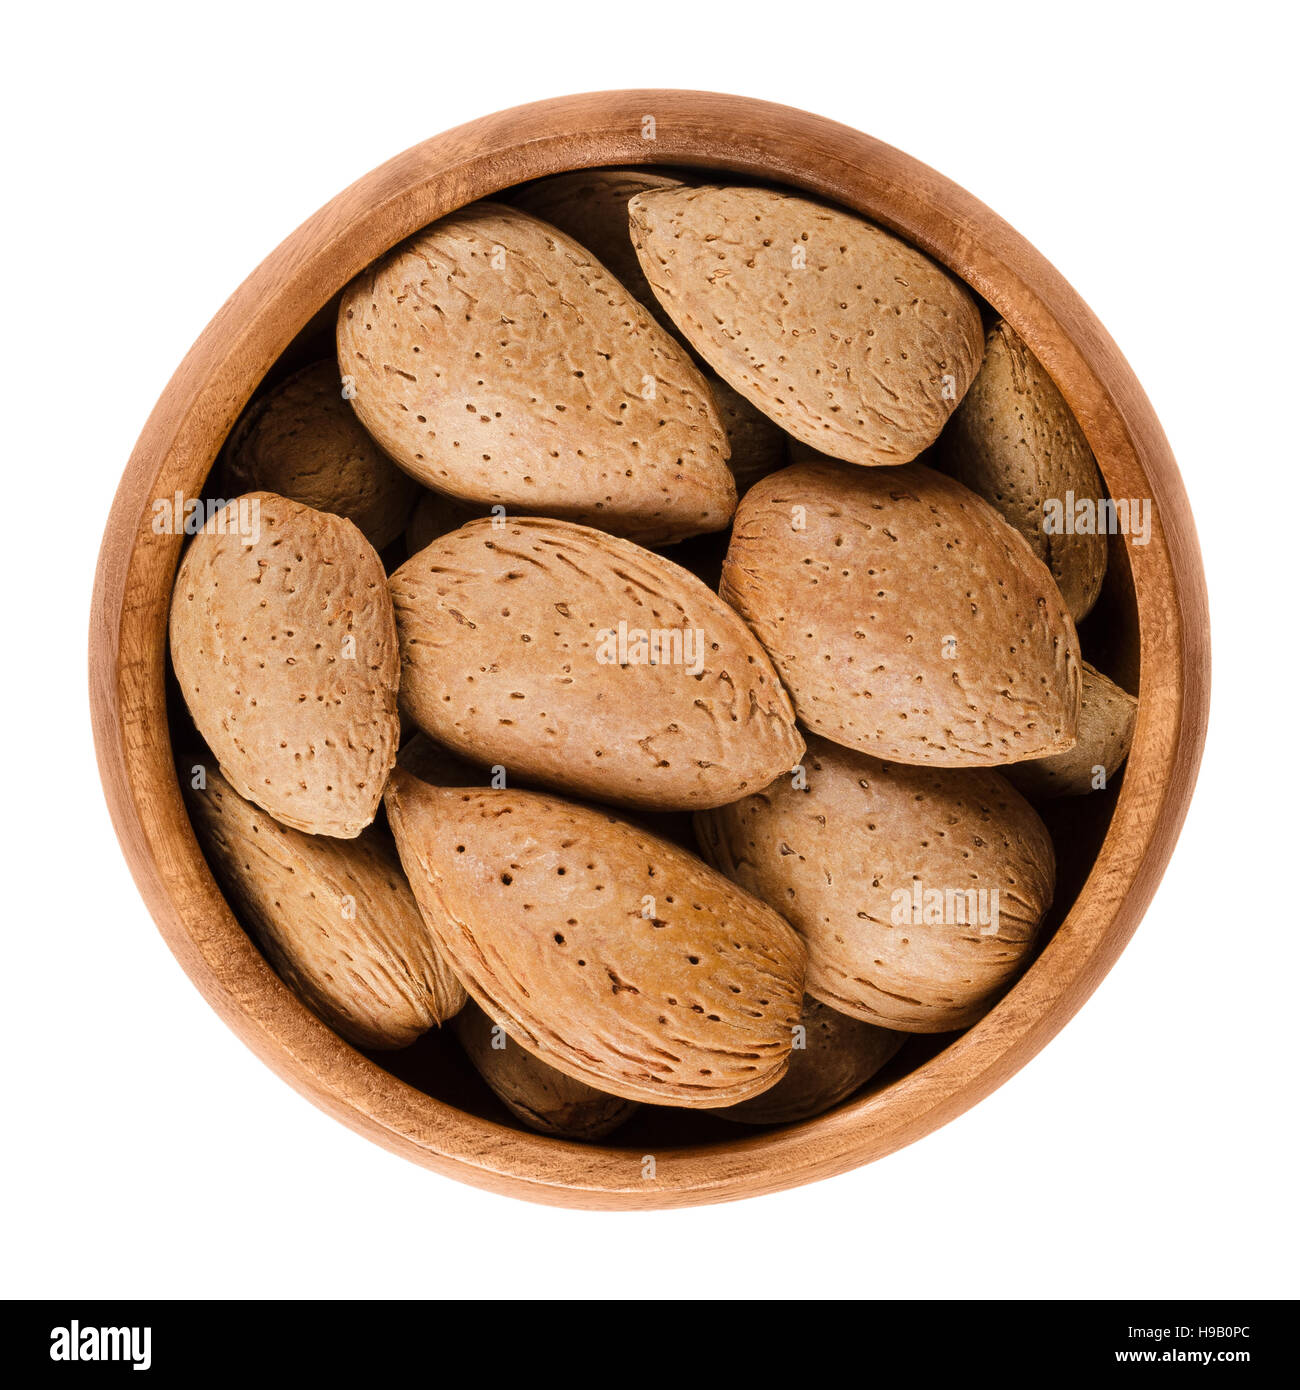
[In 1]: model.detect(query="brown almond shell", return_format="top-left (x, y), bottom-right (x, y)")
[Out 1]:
top-left (169, 492), bottom-right (400, 837)
top-left (337, 201), bottom-right (735, 546)
top-left (385, 774), bottom-right (807, 1108)
top-left (1005, 661), bottom-right (1137, 799)
top-left (707, 374), bottom-right (788, 495)
top-left (720, 460), bottom-right (1082, 767)
top-left (403, 488), bottom-right (490, 559)
top-left (509, 167), bottom-right (684, 334)
top-left (936, 320), bottom-right (1108, 621)
top-left (720, 997), bottom-right (904, 1125)
top-left (389, 516), bottom-right (805, 810)
top-left (222, 359), bottom-right (420, 551)
top-left (454, 999), bottom-right (639, 1140)
top-left (629, 184), bottom-right (984, 467)
top-left (696, 735), bottom-right (1056, 1033)
top-left (185, 766), bottom-right (466, 1049)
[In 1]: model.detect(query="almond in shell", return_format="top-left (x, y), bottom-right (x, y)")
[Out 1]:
top-left (396, 731), bottom-right (484, 787)
top-left (720, 997), bottom-right (904, 1125)
top-left (708, 374), bottom-right (788, 495)
top-left (720, 460), bottom-right (1082, 767)
top-left (186, 765), bottom-right (465, 1049)
top-left (223, 360), bottom-right (420, 551)
top-left (337, 201), bottom-right (735, 545)
top-left (503, 176), bottom-right (786, 495)
top-left (454, 998), bottom-right (638, 1140)
top-left (169, 492), bottom-right (400, 836)
top-left (389, 516), bottom-right (805, 810)
top-left (696, 734), bottom-right (1056, 1032)
top-left (629, 184), bottom-right (984, 467)
top-left (1005, 661), bottom-right (1137, 799)
top-left (509, 167), bottom-right (684, 334)
top-left (384, 773), bottom-right (807, 1107)
top-left (936, 320), bottom-right (1108, 621)
top-left (403, 488), bottom-right (488, 559)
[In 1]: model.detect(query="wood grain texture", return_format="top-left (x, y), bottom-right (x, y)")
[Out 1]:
top-left (89, 90), bottom-right (1210, 1209)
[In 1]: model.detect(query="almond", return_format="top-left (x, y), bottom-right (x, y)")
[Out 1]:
top-left (169, 492), bottom-right (400, 836)
top-left (396, 731), bottom-right (484, 787)
top-left (936, 320), bottom-right (1108, 621)
top-left (454, 999), bottom-right (638, 1140)
top-left (629, 184), bottom-right (984, 467)
top-left (384, 773), bottom-right (807, 1107)
top-left (696, 734), bottom-right (1056, 1032)
top-left (404, 488), bottom-right (488, 558)
top-left (720, 997), bottom-right (903, 1125)
top-left (1005, 661), bottom-right (1137, 799)
top-left (388, 516), bottom-right (805, 810)
top-left (502, 177), bottom-right (786, 496)
top-left (336, 201), bottom-right (735, 545)
top-left (708, 374), bottom-right (788, 495)
top-left (185, 765), bottom-right (465, 1049)
top-left (222, 360), bottom-right (420, 551)
top-left (397, 731), bottom-right (699, 853)
top-left (720, 460), bottom-right (1082, 766)
top-left (509, 167), bottom-right (684, 334)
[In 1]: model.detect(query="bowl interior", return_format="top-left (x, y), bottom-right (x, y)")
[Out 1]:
top-left (168, 167), bottom-right (1139, 1154)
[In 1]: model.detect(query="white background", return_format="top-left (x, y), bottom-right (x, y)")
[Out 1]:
top-left (4, 0), bottom-right (1295, 1300)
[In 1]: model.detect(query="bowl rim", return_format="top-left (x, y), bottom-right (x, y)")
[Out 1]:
top-left (89, 88), bottom-right (1211, 1210)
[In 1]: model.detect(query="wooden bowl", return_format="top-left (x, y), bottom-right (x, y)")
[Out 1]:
top-left (90, 90), bottom-right (1210, 1209)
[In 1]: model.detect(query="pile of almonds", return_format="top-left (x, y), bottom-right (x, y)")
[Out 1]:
top-left (169, 171), bottom-right (1138, 1139)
